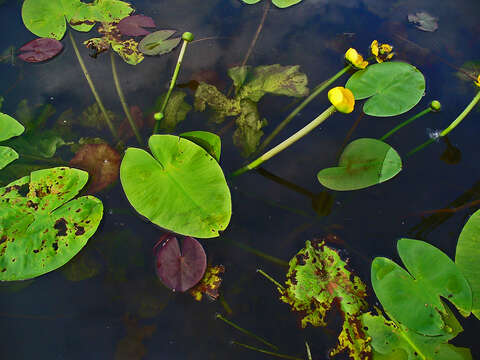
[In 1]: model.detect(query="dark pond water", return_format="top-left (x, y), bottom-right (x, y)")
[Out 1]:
top-left (1, 0), bottom-right (480, 359)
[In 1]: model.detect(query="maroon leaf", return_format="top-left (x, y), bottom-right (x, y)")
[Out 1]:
top-left (154, 235), bottom-right (207, 292)
top-left (117, 15), bottom-right (156, 36)
top-left (69, 143), bottom-right (121, 194)
top-left (18, 38), bottom-right (63, 63)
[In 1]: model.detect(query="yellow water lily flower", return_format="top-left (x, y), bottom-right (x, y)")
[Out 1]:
top-left (370, 40), bottom-right (394, 63)
top-left (475, 75), bottom-right (480, 87)
top-left (328, 87), bottom-right (355, 114)
top-left (345, 48), bottom-right (368, 69)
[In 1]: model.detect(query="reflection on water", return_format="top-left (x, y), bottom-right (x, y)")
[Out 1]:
top-left (1, 0), bottom-right (480, 358)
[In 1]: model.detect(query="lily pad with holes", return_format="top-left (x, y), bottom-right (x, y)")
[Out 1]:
top-left (317, 138), bottom-right (402, 191)
top-left (0, 112), bottom-right (25, 170)
top-left (120, 135), bottom-right (231, 238)
top-left (372, 239), bottom-right (472, 336)
top-left (346, 62), bottom-right (425, 117)
top-left (0, 167), bottom-right (103, 281)
top-left (155, 234), bottom-right (206, 292)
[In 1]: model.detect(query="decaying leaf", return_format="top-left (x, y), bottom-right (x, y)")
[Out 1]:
top-left (84, 22), bottom-right (144, 65)
top-left (115, 314), bottom-right (157, 360)
top-left (194, 82), bottom-right (241, 124)
top-left (61, 247), bottom-right (103, 281)
top-left (408, 12), bottom-right (438, 32)
top-left (118, 105), bottom-right (145, 141)
top-left (153, 91), bottom-right (192, 132)
top-left (280, 239), bottom-right (371, 359)
top-left (69, 143), bottom-right (121, 194)
top-left (233, 99), bottom-right (267, 157)
top-left (189, 264), bottom-right (225, 301)
top-left (78, 103), bottom-right (118, 131)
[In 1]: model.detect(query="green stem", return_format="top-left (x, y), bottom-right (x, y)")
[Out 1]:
top-left (257, 65), bottom-right (351, 153)
top-left (380, 107), bottom-right (432, 141)
top-left (232, 105), bottom-right (337, 177)
top-left (153, 39), bottom-right (190, 134)
top-left (440, 90), bottom-right (480, 137)
top-left (256, 269), bottom-right (285, 291)
top-left (305, 342), bottom-right (312, 360)
top-left (231, 341), bottom-right (304, 360)
top-left (110, 52), bottom-right (143, 145)
top-left (68, 31), bottom-right (118, 141)
top-left (216, 314), bottom-right (279, 350)
top-left (407, 137), bottom-right (435, 157)
top-left (225, 238), bottom-right (288, 267)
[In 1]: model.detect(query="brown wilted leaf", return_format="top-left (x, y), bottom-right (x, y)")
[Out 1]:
top-left (189, 264), bottom-right (225, 301)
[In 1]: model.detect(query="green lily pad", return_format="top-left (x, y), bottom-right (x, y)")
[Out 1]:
top-left (372, 239), bottom-right (472, 336)
top-left (362, 309), bottom-right (472, 360)
top-left (21, 0), bottom-right (133, 40)
top-left (241, 0), bottom-right (304, 8)
top-left (179, 131), bottom-right (221, 162)
top-left (0, 167), bottom-right (103, 281)
top-left (138, 30), bottom-right (181, 56)
top-left (280, 239), bottom-right (370, 359)
top-left (317, 138), bottom-right (402, 191)
top-left (0, 147), bottom-right (19, 170)
top-left (456, 209), bottom-right (480, 319)
top-left (346, 62), bottom-right (425, 117)
top-left (120, 135), bottom-right (231, 238)
top-left (0, 112), bottom-right (25, 170)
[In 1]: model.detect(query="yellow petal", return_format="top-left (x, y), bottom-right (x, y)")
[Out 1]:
top-left (476, 75), bottom-right (480, 87)
top-left (379, 43), bottom-right (393, 54)
top-left (370, 40), bottom-right (379, 57)
top-left (328, 87), bottom-right (355, 114)
top-left (345, 48), bottom-right (369, 70)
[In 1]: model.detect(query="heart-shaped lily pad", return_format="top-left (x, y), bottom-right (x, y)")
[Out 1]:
top-left (372, 239), bottom-right (472, 336)
top-left (179, 131), bottom-right (221, 162)
top-left (346, 62), bottom-right (425, 117)
top-left (117, 15), bottom-right (155, 36)
top-left (317, 138), bottom-right (402, 191)
top-left (155, 234), bottom-right (206, 292)
top-left (120, 135), bottom-right (231, 238)
top-left (0, 167), bottom-right (103, 281)
top-left (0, 112), bottom-right (25, 170)
top-left (138, 30), bottom-right (181, 56)
top-left (18, 38), bottom-right (63, 63)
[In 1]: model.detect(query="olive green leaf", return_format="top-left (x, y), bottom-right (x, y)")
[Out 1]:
top-left (84, 22), bottom-right (143, 65)
top-left (0, 167), bottom-right (103, 281)
top-left (22, 0), bottom-right (133, 40)
top-left (346, 62), bottom-right (425, 117)
top-left (233, 99), bottom-right (267, 157)
top-left (456, 209), bottom-right (480, 320)
top-left (280, 239), bottom-right (371, 359)
top-left (138, 30), bottom-right (181, 56)
top-left (153, 91), bottom-right (192, 132)
top-left (194, 82), bottom-right (241, 124)
top-left (241, 0), bottom-right (304, 9)
top-left (228, 64), bottom-right (309, 102)
top-left (362, 308), bottom-right (472, 360)
top-left (317, 138), bottom-right (402, 191)
top-left (0, 112), bottom-right (25, 170)
top-left (372, 239), bottom-right (472, 336)
top-left (61, 247), bottom-right (103, 281)
top-left (120, 135), bottom-right (231, 238)
top-left (179, 131), bottom-right (221, 162)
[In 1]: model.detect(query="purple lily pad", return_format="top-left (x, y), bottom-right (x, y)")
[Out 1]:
top-left (18, 38), bottom-right (63, 63)
top-left (154, 234), bottom-right (207, 292)
top-left (117, 15), bottom-right (156, 36)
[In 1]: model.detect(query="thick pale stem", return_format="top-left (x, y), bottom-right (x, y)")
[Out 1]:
top-left (380, 107), bottom-right (432, 141)
top-left (257, 65), bottom-right (351, 153)
top-left (110, 52), bottom-right (143, 145)
top-left (232, 105), bottom-right (337, 177)
top-left (68, 31), bottom-right (118, 140)
top-left (440, 90), bottom-right (480, 137)
top-left (153, 40), bottom-right (189, 134)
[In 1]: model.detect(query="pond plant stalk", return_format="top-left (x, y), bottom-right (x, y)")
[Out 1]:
top-left (110, 52), bottom-right (143, 145)
top-left (231, 341), bottom-right (304, 360)
top-left (68, 31), bottom-right (118, 141)
top-left (153, 32), bottom-right (194, 134)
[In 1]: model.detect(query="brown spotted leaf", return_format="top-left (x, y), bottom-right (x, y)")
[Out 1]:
top-left (189, 264), bottom-right (225, 301)
top-left (70, 143), bottom-right (121, 194)
top-left (0, 167), bottom-right (103, 281)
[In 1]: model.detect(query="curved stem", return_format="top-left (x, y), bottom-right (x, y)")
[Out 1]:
top-left (231, 341), bottom-right (303, 360)
top-left (440, 90), bottom-right (480, 137)
top-left (110, 52), bottom-right (143, 145)
top-left (153, 39), bottom-right (189, 134)
top-left (232, 105), bottom-right (337, 177)
top-left (380, 107), bottom-right (432, 141)
top-left (68, 31), bottom-right (118, 141)
top-left (257, 65), bottom-right (351, 154)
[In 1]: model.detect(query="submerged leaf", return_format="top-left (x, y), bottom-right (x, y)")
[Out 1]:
top-left (233, 99), bottom-right (267, 157)
top-left (372, 239), bottom-right (472, 336)
top-left (194, 82), bottom-right (241, 124)
top-left (456, 209), bottom-right (480, 319)
top-left (0, 112), bottom-right (25, 169)
top-left (78, 103), bottom-right (118, 131)
top-left (155, 234), bottom-right (207, 292)
top-left (117, 15), bottom-right (155, 36)
top-left (154, 90), bottom-right (191, 132)
top-left (317, 138), bottom-right (402, 191)
top-left (189, 264), bottom-right (225, 301)
top-left (0, 167), bottom-right (103, 281)
top-left (281, 239), bottom-right (370, 359)
top-left (18, 38), bottom-right (63, 63)
top-left (6, 131), bottom-right (66, 158)
top-left (408, 12), bottom-right (439, 32)
top-left (120, 135), bottom-right (231, 238)
top-left (69, 143), bottom-right (121, 194)
top-left (138, 30), bottom-right (181, 56)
